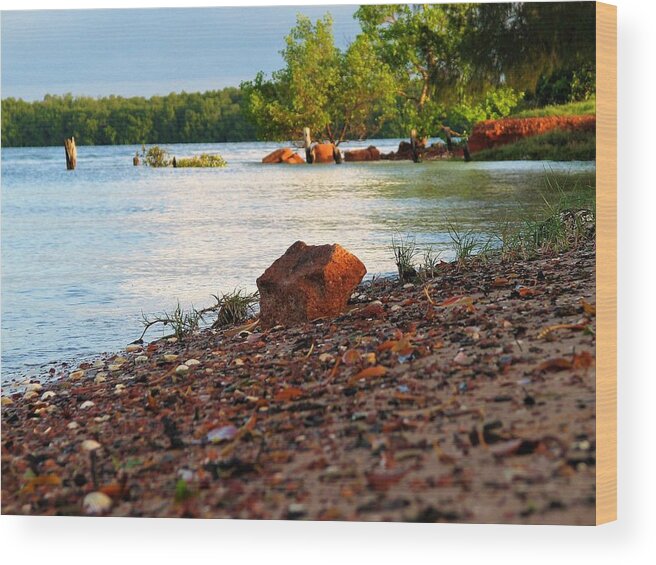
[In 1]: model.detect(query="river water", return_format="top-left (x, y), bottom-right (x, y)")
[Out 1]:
top-left (1, 140), bottom-right (595, 382)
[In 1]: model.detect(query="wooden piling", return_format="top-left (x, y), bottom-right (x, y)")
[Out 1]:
top-left (303, 127), bottom-right (314, 164)
top-left (133, 152), bottom-right (140, 166)
top-left (410, 129), bottom-right (421, 163)
top-left (64, 137), bottom-right (77, 170)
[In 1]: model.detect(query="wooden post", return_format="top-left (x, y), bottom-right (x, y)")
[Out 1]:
top-left (64, 137), bottom-right (77, 170)
top-left (333, 145), bottom-right (343, 164)
top-left (410, 129), bottom-right (421, 163)
top-left (133, 152), bottom-right (140, 166)
top-left (303, 127), bottom-right (314, 164)
top-left (443, 126), bottom-right (453, 152)
top-left (463, 142), bottom-right (472, 162)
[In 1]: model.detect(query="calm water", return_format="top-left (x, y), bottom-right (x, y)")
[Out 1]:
top-left (1, 140), bottom-right (595, 382)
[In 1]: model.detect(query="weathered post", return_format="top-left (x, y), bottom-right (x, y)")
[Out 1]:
top-left (133, 152), bottom-right (140, 166)
top-left (410, 129), bottom-right (421, 163)
top-left (463, 142), bottom-right (472, 162)
top-left (333, 145), bottom-right (343, 164)
top-left (443, 126), bottom-right (453, 152)
top-left (64, 137), bottom-right (77, 170)
top-left (303, 127), bottom-right (314, 164)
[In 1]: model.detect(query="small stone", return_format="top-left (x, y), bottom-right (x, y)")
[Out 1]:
top-left (453, 351), bottom-right (473, 366)
top-left (319, 353), bottom-right (334, 363)
top-left (93, 360), bottom-right (105, 369)
top-left (23, 391), bottom-right (38, 401)
top-left (234, 358), bottom-right (245, 366)
top-left (403, 283), bottom-right (415, 289)
top-left (41, 391), bottom-right (56, 401)
top-left (175, 364), bottom-right (189, 376)
top-left (94, 414), bottom-right (111, 423)
top-left (25, 383), bottom-right (43, 392)
top-left (163, 354), bottom-right (179, 363)
top-left (1, 397), bottom-right (14, 406)
top-left (135, 355), bottom-right (149, 364)
top-left (67, 421), bottom-right (80, 429)
top-left (185, 359), bottom-right (201, 367)
top-left (126, 344), bottom-right (142, 353)
top-left (81, 439), bottom-right (101, 452)
top-left (94, 373), bottom-right (107, 383)
top-left (167, 337), bottom-right (178, 344)
top-left (114, 384), bottom-right (126, 394)
top-left (390, 304), bottom-right (402, 312)
top-left (108, 364), bottom-right (123, 372)
top-left (69, 370), bottom-right (85, 380)
top-left (80, 400), bottom-right (95, 409)
top-left (83, 492), bottom-right (112, 515)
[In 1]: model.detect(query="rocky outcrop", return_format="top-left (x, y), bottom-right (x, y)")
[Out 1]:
top-left (312, 143), bottom-right (337, 163)
top-left (344, 146), bottom-right (381, 162)
top-left (262, 148), bottom-right (305, 164)
top-left (467, 115), bottom-right (596, 153)
top-left (256, 241), bottom-right (367, 329)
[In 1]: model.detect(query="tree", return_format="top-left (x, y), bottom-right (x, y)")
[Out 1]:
top-left (240, 14), bottom-right (396, 144)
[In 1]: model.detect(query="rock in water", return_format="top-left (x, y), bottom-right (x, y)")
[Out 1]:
top-left (262, 148), bottom-right (294, 164)
top-left (257, 241), bottom-right (366, 329)
top-left (312, 143), bottom-right (337, 163)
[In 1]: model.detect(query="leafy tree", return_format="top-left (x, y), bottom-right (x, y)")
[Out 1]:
top-left (241, 14), bottom-right (396, 144)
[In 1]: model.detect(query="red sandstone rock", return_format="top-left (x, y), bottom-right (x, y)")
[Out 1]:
top-left (467, 115), bottom-right (596, 153)
top-left (344, 146), bottom-right (381, 162)
top-left (312, 143), bottom-right (336, 163)
top-left (262, 148), bottom-right (294, 164)
top-left (256, 241), bottom-right (367, 328)
top-left (283, 152), bottom-right (305, 164)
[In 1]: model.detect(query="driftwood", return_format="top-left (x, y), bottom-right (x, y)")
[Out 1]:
top-left (64, 137), bottom-right (77, 170)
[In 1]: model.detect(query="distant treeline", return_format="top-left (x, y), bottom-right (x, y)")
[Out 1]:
top-left (1, 88), bottom-right (257, 147)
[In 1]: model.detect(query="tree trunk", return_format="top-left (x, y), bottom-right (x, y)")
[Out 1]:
top-left (64, 137), bottom-right (77, 170)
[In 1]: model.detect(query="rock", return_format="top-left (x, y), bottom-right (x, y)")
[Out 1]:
top-left (126, 344), bottom-right (142, 353)
top-left (312, 143), bottom-right (337, 163)
top-left (283, 152), bottom-right (305, 164)
top-left (257, 241), bottom-right (366, 329)
top-left (344, 146), bottom-right (381, 162)
top-left (175, 364), bottom-right (189, 376)
top-left (262, 147), bottom-right (294, 164)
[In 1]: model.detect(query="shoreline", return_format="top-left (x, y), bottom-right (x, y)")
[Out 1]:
top-left (1, 242), bottom-right (596, 523)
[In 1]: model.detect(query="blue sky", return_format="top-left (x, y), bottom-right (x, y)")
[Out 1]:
top-left (1, 5), bottom-right (361, 100)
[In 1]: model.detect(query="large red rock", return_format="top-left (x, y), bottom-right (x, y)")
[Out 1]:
top-left (344, 146), bottom-right (381, 162)
top-left (256, 241), bottom-right (367, 328)
top-left (312, 143), bottom-right (336, 163)
top-left (283, 152), bottom-right (305, 164)
top-left (262, 148), bottom-right (294, 163)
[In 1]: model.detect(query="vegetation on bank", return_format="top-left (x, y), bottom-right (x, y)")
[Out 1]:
top-left (141, 146), bottom-right (226, 168)
top-left (1, 88), bottom-right (255, 147)
top-left (472, 128), bottom-right (596, 161)
top-left (512, 98), bottom-right (596, 119)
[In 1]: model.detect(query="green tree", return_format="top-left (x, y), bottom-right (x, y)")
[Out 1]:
top-left (241, 14), bottom-right (396, 144)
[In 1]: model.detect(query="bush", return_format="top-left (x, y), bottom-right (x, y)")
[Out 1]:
top-left (175, 154), bottom-right (227, 168)
top-left (144, 146), bottom-right (172, 167)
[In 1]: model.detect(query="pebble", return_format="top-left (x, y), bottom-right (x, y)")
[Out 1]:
top-left (1, 397), bottom-right (14, 406)
top-left (94, 373), bottom-right (107, 383)
top-left (67, 421), bottom-right (80, 429)
top-left (108, 365), bottom-right (123, 372)
top-left (23, 391), bottom-right (38, 401)
top-left (41, 391), bottom-right (56, 401)
top-left (167, 337), bottom-right (178, 344)
top-left (126, 344), bottom-right (142, 353)
top-left (135, 355), bottom-right (149, 364)
top-left (93, 360), bottom-right (105, 369)
top-left (83, 492), bottom-right (112, 515)
top-left (453, 351), bottom-right (473, 366)
top-left (234, 358), bottom-right (245, 366)
top-left (390, 304), bottom-right (402, 312)
top-left (69, 370), bottom-right (85, 380)
top-left (80, 400), bottom-right (95, 409)
top-left (81, 439), bottom-right (101, 452)
top-left (319, 353), bottom-right (334, 363)
top-left (403, 283), bottom-right (415, 289)
top-left (185, 359), bottom-right (201, 367)
top-left (163, 354), bottom-right (179, 363)
top-left (175, 364), bottom-right (190, 376)
top-left (26, 383), bottom-right (43, 392)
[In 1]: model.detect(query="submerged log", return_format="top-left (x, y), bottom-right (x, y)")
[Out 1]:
top-left (64, 137), bottom-right (77, 170)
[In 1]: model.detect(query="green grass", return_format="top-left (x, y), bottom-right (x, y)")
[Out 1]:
top-left (511, 97), bottom-right (596, 118)
top-left (391, 233), bottom-right (419, 282)
top-left (473, 128), bottom-right (596, 161)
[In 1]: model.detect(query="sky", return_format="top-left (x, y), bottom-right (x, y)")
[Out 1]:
top-left (0, 5), bottom-right (361, 101)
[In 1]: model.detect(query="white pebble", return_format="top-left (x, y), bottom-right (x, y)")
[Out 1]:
top-left (80, 400), bottom-right (95, 409)
top-left (175, 364), bottom-right (189, 376)
top-left (41, 391), bottom-right (56, 401)
top-left (135, 355), bottom-right (149, 365)
top-left (126, 344), bottom-right (142, 353)
top-left (185, 359), bottom-right (201, 367)
top-left (83, 492), bottom-right (112, 515)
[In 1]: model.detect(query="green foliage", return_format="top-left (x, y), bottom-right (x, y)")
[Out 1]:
top-left (211, 289), bottom-right (259, 328)
top-left (175, 154), bottom-right (227, 168)
top-left (391, 233), bottom-right (418, 282)
top-left (144, 145), bottom-right (172, 168)
top-left (241, 14), bottom-right (396, 144)
top-left (140, 301), bottom-right (204, 341)
top-left (473, 128), bottom-right (596, 161)
top-left (445, 87), bottom-right (523, 136)
top-left (512, 98), bottom-right (596, 119)
top-left (1, 88), bottom-right (256, 147)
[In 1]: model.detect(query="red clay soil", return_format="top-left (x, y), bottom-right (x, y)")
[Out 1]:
top-left (468, 115), bottom-right (596, 153)
top-left (1, 243), bottom-right (596, 524)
